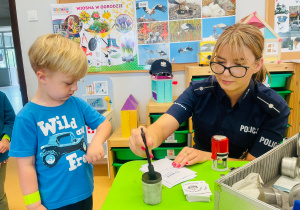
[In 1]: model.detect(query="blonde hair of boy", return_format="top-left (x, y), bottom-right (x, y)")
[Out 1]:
top-left (211, 23), bottom-right (270, 83)
top-left (28, 33), bottom-right (88, 79)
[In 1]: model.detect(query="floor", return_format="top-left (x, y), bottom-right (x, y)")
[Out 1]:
top-left (5, 158), bottom-right (113, 210)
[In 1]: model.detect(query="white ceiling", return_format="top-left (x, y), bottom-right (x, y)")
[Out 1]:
top-left (0, 0), bottom-right (10, 19)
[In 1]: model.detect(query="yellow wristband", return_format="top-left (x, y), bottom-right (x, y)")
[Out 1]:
top-left (2, 134), bottom-right (10, 142)
top-left (24, 191), bottom-right (41, 205)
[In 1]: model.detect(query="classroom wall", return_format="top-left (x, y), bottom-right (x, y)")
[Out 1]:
top-left (15, 0), bottom-right (265, 128)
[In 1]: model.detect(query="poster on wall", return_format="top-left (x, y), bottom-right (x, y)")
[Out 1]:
top-left (135, 0), bottom-right (236, 65)
top-left (51, 1), bottom-right (145, 73)
top-left (274, 0), bottom-right (300, 52)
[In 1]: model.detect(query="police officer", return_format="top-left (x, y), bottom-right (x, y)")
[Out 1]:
top-left (129, 23), bottom-right (290, 168)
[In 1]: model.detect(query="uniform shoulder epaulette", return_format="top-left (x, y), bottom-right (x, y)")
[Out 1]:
top-left (254, 91), bottom-right (285, 117)
top-left (191, 80), bottom-right (215, 96)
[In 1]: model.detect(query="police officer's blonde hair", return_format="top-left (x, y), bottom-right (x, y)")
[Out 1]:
top-left (211, 23), bottom-right (269, 83)
top-left (28, 33), bottom-right (88, 79)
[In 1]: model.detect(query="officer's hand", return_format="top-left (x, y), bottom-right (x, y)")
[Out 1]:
top-left (86, 140), bottom-right (105, 164)
top-left (172, 147), bottom-right (211, 168)
top-left (0, 138), bottom-right (10, 153)
top-left (129, 126), bottom-right (156, 159)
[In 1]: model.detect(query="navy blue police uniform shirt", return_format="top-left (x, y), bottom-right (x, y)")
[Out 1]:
top-left (166, 76), bottom-right (290, 159)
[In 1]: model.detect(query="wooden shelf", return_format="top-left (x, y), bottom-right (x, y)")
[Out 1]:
top-left (107, 126), bottom-right (129, 181)
top-left (146, 98), bottom-right (174, 126)
top-left (107, 125), bottom-right (146, 180)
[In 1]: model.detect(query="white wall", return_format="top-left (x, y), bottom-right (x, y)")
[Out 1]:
top-left (15, 0), bottom-right (265, 128)
top-left (16, 0), bottom-right (56, 106)
top-left (236, 0), bottom-right (265, 21)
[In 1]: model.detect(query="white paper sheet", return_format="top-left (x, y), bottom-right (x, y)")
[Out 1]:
top-left (140, 158), bottom-right (197, 188)
top-left (273, 175), bottom-right (300, 192)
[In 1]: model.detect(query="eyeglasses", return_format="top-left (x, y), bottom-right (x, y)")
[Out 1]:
top-left (210, 62), bottom-right (250, 78)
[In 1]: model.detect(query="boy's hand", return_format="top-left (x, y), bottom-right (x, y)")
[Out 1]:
top-left (86, 140), bottom-right (105, 164)
top-left (0, 138), bottom-right (10, 153)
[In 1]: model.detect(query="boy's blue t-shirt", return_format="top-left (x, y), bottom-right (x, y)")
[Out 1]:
top-left (9, 96), bottom-right (106, 209)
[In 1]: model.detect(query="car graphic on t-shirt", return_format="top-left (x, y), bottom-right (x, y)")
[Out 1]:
top-left (40, 132), bottom-right (87, 168)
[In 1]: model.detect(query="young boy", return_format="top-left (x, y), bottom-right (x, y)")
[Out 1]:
top-left (9, 34), bottom-right (111, 210)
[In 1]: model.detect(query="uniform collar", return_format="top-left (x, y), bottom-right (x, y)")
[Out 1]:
top-left (216, 79), bottom-right (255, 108)
top-left (237, 79), bottom-right (255, 106)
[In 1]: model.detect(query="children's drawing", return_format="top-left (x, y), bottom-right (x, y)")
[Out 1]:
top-left (115, 14), bottom-right (133, 33)
top-left (136, 0), bottom-right (168, 22)
top-left (138, 22), bottom-right (169, 44)
top-left (135, 0), bottom-right (235, 64)
top-left (94, 81), bottom-right (108, 95)
top-left (170, 41), bottom-right (198, 63)
top-left (169, 19), bottom-right (201, 42)
top-left (138, 44), bottom-right (169, 65)
top-left (51, 1), bottom-right (144, 73)
top-left (239, 12), bottom-right (281, 63)
top-left (87, 98), bottom-right (103, 109)
top-left (178, 46), bottom-right (193, 54)
top-left (274, 0), bottom-right (300, 52)
top-left (168, 0), bottom-right (202, 20)
top-left (202, 16), bottom-right (235, 40)
top-left (202, 0), bottom-right (236, 18)
top-left (64, 15), bottom-right (83, 35)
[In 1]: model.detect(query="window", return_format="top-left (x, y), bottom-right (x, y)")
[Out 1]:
top-left (0, 31), bottom-right (16, 69)
top-left (0, 49), bottom-right (6, 68)
top-left (0, 34), bottom-right (3, 47)
top-left (0, 28), bottom-right (18, 86)
top-left (266, 42), bottom-right (278, 55)
top-left (3, 32), bottom-right (13, 48)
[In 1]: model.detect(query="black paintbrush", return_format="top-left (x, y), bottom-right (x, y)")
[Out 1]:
top-left (141, 128), bottom-right (157, 180)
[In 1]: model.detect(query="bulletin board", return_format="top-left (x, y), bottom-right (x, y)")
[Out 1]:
top-left (56, 0), bottom-right (236, 72)
top-left (56, 0), bottom-right (199, 72)
top-left (266, 0), bottom-right (300, 61)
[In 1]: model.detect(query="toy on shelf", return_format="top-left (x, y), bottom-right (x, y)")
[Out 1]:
top-left (198, 37), bottom-right (216, 66)
top-left (150, 59), bottom-right (176, 103)
top-left (105, 96), bottom-right (111, 111)
top-left (121, 94), bottom-right (139, 138)
top-left (84, 81), bottom-right (109, 96)
top-left (239, 11), bottom-right (282, 64)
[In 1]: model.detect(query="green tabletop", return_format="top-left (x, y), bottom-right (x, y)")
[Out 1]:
top-left (102, 160), bottom-right (248, 209)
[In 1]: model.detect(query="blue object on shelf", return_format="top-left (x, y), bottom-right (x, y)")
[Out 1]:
top-left (151, 77), bottom-right (173, 103)
top-left (293, 200), bottom-right (300, 210)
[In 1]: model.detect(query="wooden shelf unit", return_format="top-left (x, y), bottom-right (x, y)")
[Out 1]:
top-left (185, 63), bottom-right (300, 137)
top-left (146, 98), bottom-right (175, 126)
top-left (108, 98), bottom-right (185, 180)
top-left (107, 125), bottom-right (130, 181)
